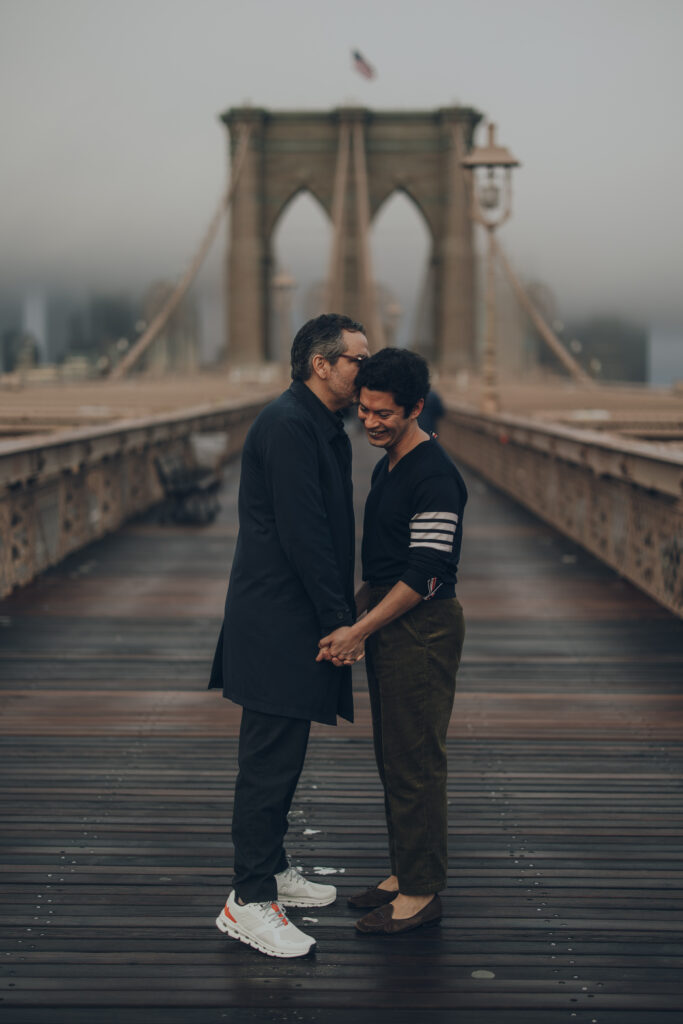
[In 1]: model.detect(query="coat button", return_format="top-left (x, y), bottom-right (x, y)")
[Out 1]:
top-left (336, 611), bottom-right (345, 620)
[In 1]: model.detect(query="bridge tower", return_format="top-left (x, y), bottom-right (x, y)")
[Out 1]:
top-left (221, 105), bottom-right (482, 369)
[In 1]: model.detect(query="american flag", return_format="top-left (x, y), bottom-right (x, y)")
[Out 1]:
top-left (352, 49), bottom-right (376, 79)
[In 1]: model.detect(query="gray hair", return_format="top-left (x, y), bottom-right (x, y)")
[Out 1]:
top-left (290, 313), bottom-right (365, 381)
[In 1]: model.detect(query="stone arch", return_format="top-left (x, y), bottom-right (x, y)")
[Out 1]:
top-left (370, 188), bottom-right (433, 349)
top-left (222, 105), bottom-right (482, 370)
top-left (269, 187), bottom-right (332, 356)
top-left (370, 184), bottom-right (435, 246)
top-left (267, 184), bottom-right (332, 245)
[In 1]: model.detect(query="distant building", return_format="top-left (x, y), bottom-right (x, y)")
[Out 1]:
top-left (22, 290), bottom-right (48, 361)
top-left (138, 282), bottom-right (199, 374)
top-left (538, 316), bottom-right (649, 383)
top-left (0, 290), bottom-right (140, 371)
top-left (649, 328), bottom-right (683, 387)
top-left (0, 296), bottom-right (22, 372)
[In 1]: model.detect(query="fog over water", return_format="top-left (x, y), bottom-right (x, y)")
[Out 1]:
top-left (1, 0), bottom-right (682, 375)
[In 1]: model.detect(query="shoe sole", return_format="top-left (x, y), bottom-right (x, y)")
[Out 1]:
top-left (215, 910), bottom-right (315, 959)
top-left (277, 893), bottom-right (336, 908)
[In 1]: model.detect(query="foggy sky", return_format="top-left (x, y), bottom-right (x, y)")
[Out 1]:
top-left (1, 0), bottom-right (682, 334)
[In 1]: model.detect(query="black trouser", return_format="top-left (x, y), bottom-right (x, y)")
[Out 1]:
top-left (231, 707), bottom-right (311, 904)
top-left (365, 588), bottom-right (465, 895)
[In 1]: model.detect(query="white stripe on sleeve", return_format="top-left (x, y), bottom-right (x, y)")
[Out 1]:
top-left (411, 511), bottom-right (458, 524)
top-left (409, 511), bottom-right (458, 553)
top-left (410, 540), bottom-right (453, 552)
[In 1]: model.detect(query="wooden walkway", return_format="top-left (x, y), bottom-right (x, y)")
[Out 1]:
top-left (1, 433), bottom-right (682, 1023)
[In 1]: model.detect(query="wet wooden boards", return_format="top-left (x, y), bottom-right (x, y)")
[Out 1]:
top-left (1, 435), bottom-right (682, 1022)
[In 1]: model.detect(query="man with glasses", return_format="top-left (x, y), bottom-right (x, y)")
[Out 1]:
top-left (209, 314), bottom-right (369, 958)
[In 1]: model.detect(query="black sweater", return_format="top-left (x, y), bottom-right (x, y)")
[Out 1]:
top-left (361, 438), bottom-right (467, 600)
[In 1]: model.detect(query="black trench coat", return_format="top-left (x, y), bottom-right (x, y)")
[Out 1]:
top-left (208, 381), bottom-right (356, 725)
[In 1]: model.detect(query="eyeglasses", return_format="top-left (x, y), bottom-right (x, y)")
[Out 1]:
top-left (336, 353), bottom-right (368, 365)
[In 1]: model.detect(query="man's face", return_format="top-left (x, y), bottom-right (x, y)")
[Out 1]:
top-left (357, 387), bottom-right (419, 451)
top-left (327, 330), bottom-right (370, 407)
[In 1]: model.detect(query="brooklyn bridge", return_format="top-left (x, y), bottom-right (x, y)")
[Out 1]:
top-left (1, 104), bottom-right (682, 1022)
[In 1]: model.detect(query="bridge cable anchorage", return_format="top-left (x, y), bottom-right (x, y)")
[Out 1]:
top-left (109, 124), bottom-right (254, 379)
top-left (491, 234), bottom-right (594, 387)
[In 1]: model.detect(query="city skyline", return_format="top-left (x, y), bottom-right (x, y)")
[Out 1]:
top-left (1, 0), bottom-right (682, 375)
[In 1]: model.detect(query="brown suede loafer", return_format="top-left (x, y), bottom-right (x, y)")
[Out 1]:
top-left (355, 894), bottom-right (442, 934)
top-left (347, 885), bottom-right (399, 909)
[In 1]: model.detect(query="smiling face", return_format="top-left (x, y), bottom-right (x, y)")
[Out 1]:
top-left (357, 386), bottom-right (423, 455)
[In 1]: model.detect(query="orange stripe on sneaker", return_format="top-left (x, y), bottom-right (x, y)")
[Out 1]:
top-left (224, 906), bottom-right (237, 923)
top-left (271, 901), bottom-right (288, 925)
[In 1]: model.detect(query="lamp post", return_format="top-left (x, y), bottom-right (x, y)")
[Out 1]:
top-left (461, 124), bottom-right (520, 414)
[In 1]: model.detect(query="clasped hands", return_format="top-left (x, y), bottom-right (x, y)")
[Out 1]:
top-left (316, 625), bottom-right (365, 667)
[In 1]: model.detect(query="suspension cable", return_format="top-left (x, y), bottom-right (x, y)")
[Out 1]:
top-left (110, 124), bottom-right (253, 379)
top-left (459, 142), bottom-right (592, 387)
top-left (491, 234), bottom-right (594, 386)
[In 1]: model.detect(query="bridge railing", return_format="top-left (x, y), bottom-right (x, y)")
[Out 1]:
top-left (0, 399), bottom-right (269, 598)
top-left (440, 405), bottom-right (683, 618)
top-left (4, 396), bottom-right (682, 618)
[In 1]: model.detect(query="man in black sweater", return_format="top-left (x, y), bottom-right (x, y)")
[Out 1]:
top-left (318, 348), bottom-right (467, 935)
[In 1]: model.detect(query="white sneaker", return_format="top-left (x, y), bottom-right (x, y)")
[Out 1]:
top-left (216, 891), bottom-right (315, 958)
top-left (275, 864), bottom-right (337, 908)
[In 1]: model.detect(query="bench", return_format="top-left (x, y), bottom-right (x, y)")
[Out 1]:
top-left (154, 451), bottom-right (221, 525)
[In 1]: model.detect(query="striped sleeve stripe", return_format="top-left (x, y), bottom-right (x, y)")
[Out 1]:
top-left (410, 528), bottom-right (454, 541)
top-left (409, 528), bottom-right (456, 536)
top-left (411, 511), bottom-right (459, 524)
top-left (409, 511), bottom-right (458, 553)
top-left (410, 540), bottom-right (453, 552)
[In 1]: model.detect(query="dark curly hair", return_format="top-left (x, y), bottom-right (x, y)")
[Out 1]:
top-left (355, 348), bottom-right (430, 416)
top-left (290, 313), bottom-right (365, 381)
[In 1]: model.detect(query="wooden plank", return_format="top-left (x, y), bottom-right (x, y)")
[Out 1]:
top-left (0, 435), bottom-right (682, 1020)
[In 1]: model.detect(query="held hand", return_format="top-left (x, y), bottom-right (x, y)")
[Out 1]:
top-left (317, 649), bottom-right (350, 667)
top-left (316, 626), bottom-right (365, 666)
top-left (316, 642), bottom-right (348, 667)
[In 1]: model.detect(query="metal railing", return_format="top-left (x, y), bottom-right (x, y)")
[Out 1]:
top-left (0, 398), bottom-right (269, 598)
top-left (440, 405), bottom-right (683, 618)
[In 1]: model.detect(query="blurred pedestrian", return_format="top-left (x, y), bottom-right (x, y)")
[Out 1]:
top-left (417, 387), bottom-right (444, 436)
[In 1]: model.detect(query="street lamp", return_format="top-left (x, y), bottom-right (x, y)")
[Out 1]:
top-left (461, 123), bottom-right (520, 414)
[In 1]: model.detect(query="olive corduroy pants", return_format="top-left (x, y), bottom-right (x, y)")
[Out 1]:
top-left (364, 588), bottom-right (465, 895)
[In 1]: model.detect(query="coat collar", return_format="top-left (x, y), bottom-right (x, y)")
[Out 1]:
top-left (289, 380), bottom-right (347, 441)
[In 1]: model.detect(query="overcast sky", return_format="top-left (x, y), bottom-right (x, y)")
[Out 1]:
top-left (2, 0), bottom-right (682, 341)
